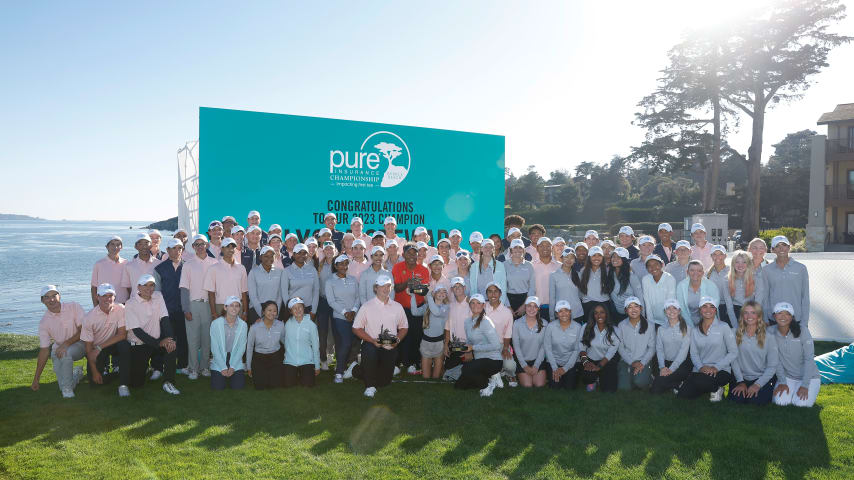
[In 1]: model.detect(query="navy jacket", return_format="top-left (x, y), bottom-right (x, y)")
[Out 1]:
top-left (154, 260), bottom-right (184, 315)
top-left (653, 243), bottom-right (678, 264)
top-left (241, 246), bottom-right (262, 274)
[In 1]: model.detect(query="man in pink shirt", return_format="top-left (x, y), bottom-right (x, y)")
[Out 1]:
top-left (91, 235), bottom-right (128, 305)
top-left (350, 216), bottom-right (372, 245)
top-left (485, 282), bottom-right (515, 385)
top-left (121, 232), bottom-right (158, 301)
top-left (125, 274), bottom-right (180, 395)
top-left (690, 223), bottom-right (713, 269)
top-left (383, 216), bottom-right (406, 249)
top-left (352, 275), bottom-right (409, 398)
top-left (82, 283), bottom-right (131, 397)
top-left (203, 237), bottom-right (249, 320)
top-left (31, 285), bottom-right (85, 398)
top-left (531, 237), bottom-right (561, 319)
top-left (180, 234), bottom-right (219, 378)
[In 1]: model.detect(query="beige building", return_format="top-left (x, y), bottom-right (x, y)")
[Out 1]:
top-left (807, 103), bottom-right (854, 250)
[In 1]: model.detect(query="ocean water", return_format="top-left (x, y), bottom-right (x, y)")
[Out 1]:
top-left (0, 220), bottom-right (157, 335)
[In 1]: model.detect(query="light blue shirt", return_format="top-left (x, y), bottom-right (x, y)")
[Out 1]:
top-left (284, 314), bottom-right (320, 369)
top-left (210, 316), bottom-right (248, 372)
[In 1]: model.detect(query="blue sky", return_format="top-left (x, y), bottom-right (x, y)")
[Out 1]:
top-left (2, 1), bottom-right (852, 221)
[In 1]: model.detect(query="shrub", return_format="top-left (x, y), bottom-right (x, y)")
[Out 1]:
top-left (758, 227), bottom-right (806, 249)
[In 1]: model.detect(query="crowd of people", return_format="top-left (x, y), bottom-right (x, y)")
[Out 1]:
top-left (32, 211), bottom-right (819, 406)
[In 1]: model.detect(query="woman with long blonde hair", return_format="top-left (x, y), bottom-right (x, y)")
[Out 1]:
top-left (727, 251), bottom-right (763, 321)
top-left (729, 300), bottom-right (778, 405)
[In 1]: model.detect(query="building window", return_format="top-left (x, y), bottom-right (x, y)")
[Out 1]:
top-left (849, 126), bottom-right (854, 149)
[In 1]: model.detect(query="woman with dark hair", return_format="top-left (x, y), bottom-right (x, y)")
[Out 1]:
top-left (469, 239), bottom-right (507, 304)
top-left (650, 299), bottom-right (692, 394)
top-left (572, 243), bottom-right (588, 273)
top-left (575, 246), bottom-right (610, 320)
top-left (325, 255), bottom-right (361, 383)
top-left (605, 247), bottom-right (643, 322)
top-left (706, 245), bottom-right (738, 328)
top-left (206, 220), bottom-right (224, 259)
top-left (770, 302), bottom-right (821, 407)
top-left (641, 254), bottom-right (676, 327)
top-left (677, 297), bottom-right (738, 401)
top-left (504, 239), bottom-right (536, 318)
top-left (512, 296), bottom-right (548, 388)
top-left (676, 260), bottom-right (721, 326)
top-left (282, 297), bottom-right (321, 388)
top-left (549, 247), bottom-right (584, 324)
top-left (544, 300), bottom-right (582, 390)
top-left (454, 294), bottom-right (503, 397)
top-left (579, 304), bottom-right (620, 392)
top-left (615, 297), bottom-right (655, 391)
top-left (246, 300), bottom-right (285, 390)
top-left (729, 300), bottom-right (778, 405)
top-left (315, 241), bottom-right (337, 368)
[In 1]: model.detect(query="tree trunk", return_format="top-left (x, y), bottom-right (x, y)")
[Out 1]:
top-left (702, 163), bottom-right (713, 212)
top-left (742, 89), bottom-right (766, 241)
top-left (709, 94), bottom-right (722, 211)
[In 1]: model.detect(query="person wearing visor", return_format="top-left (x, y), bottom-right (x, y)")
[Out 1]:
top-left (32, 285), bottom-right (86, 398)
top-left (82, 283), bottom-right (132, 397)
top-left (91, 235), bottom-right (128, 305)
top-left (210, 295), bottom-right (248, 390)
top-left (125, 274), bottom-right (180, 395)
top-left (179, 234), bottom-right (218, 378)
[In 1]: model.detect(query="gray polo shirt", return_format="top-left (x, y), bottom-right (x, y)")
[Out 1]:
top-left (579, 324), bottom-right (619, 361)
top-left (358, 266), bottom-right (389, 305)
top-left (246, 320), bottom-right (285, 370)
top-left (656, 321), bottom-right (691, 370)
top-left (763, 258), bottom-right (810, 325)
top-left (771, 326), bottom-right (819, 382)
top-left (732, 332), bottom-right (778, 386)
top-left (616, 318), bottom-right (655, 365)
top-left (579, 267), bottom-right (609, 303)
top-left (664, 261), bottom-right (688, 285)
top-left (281, 262), bottom-right (320, 309)
top-left (512, 318), bottom-right (546, 368)
top-left (548, 269), bottom-right (584, 321)
top-left (690, 319), bottom-right (738, 373)
top-left (505, 260), bottom-right (536, 296)
top-left (464, 316), bottom-right (502, 361)
top-left (324, 274), bottom-right (360, 320)
top-left (544, 320), bottom-right (582, 371)
top-left (248, 265), bottom-right (283, 317)
top-left (630, 256), bottom-right (651, 283)
top-left (610, 271), bottom-right (644, 315)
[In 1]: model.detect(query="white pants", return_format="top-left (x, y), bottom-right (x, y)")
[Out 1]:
top-left (186, 300), bottom-right (213, 373)
top-left (772, 377), bottom-right (821, 407)
top-left (51, 341), bottom-right (85, 391)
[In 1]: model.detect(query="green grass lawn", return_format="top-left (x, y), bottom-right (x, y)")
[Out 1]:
top-left (1, 334), bottom-right (852, 480)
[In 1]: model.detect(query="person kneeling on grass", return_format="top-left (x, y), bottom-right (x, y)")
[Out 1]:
top-left (649, 299), bottom-right (692, 394)
top-left (512, 296), bottom-right (548, 388)
top-left (544, 300), bottom-right (582, 390)
top-left (676, 297), bottom-right (737, 402)
top-left (579, 304), bottom-right (620, 392)
top-left (282, 297), bottom-right (321, 388)
top-left (246, 300), bottom-right (285, 390)
top-left (124, 275), bottom-right (180, 395)
top-left (454, 294), bottom-right (504, 397)
top-left (770, 302), bottom-right (821, 407)
top-left (615, 297), bottom-right (655, 391)
top-left (729, 300), bottom-right (778, 405)
top-left (409, 283), bottom-right (450, 379)
top-left (210, 296), bottom-right (248, 390)
top-left (82, 283), bottom-right (132, 397)
top-left (32, 285), bottom-right (86, 399)
top-left (351, 275), bottom-right (409, 398)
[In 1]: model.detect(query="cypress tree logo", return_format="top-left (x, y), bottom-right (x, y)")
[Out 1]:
top-left (329, 131), bottom-right (411, 188)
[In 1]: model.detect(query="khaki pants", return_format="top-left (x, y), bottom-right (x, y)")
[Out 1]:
top-left (51, 341), bottom-right (85, 391)
top-left (187, 300), bottom-right (213, 373)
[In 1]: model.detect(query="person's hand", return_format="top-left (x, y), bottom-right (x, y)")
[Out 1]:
top-left (161, 338), bottom-right (176, 353)
top-left (583, 362), bottom-right (600, 372)
top-left (310, 312), bottom-right (316, 320)
top-left (514, 306), bottom-right (526, 318)
top-left (92, 370), bottom-right (103, 384)
top-left (796, 386), bottom-right (809, 401)
top-left (631, 361), bottom-right (644, 375)
top-left (247, 370), bottom-right (252, 378)
top-left (461, 352), bottom-right (473, 362)
top-left (221, 369), bottom-right (230, 377)
top-left (745, 383), bottom-right (761, 398)
top-left (344, 311), bottom-right (355, 322)
top-left (210, 308), bottom-right (218, 318)
top-left (773, 384), bottom-right (790, 397)
top-left (443, 346), bottom-right (450, 358)
top-left (553, 367), bottom-right (565, 383)
top-left (660, 367), bottom-right (672, 376)
top-left (501, 346), bottom-right (512, 360)
top-left (31, 378), bottom-right (40, 391)
top-left (525, 366), bottom-right (536, 376)
top-left (315, 369), bottom-right (320, 376)
top-left (184, 312), bottom-right (193, 321)
top-left (240, 311), bottom-right (247, 321)
top-left (227, 368), bottom-right (235, 377)
top-left (731, 382), bottom-right (748, 397)
top-left (708, 366), bottom-right (718, 376)
top-left (55, 344), bottom-right (67, 359)
top-left (382, 343), bottom-right (395, 350)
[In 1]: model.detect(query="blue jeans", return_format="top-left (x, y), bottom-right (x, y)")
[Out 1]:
top-left (211, 369), bottom-right (246, 390)
top-left (332, 317), bottom-right (355, 374)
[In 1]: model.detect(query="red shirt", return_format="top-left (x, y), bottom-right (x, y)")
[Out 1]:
top-left (392, 261), bottom-right (429, 308)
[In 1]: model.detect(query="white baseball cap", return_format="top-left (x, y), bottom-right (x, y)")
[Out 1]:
top-left (658, 223), bottom-right (673, 232)
top-left (40, 285), bottom-right (59, 297)
top-left (305, 237), bottom-right (318, 246)
top-left (614, 247), bottom-right (630, 259)
top-left (699, 296), bottom-right (716, 308)
top-left (269, 233), bottom-right (283, 242)
top-left (525, 296), bottom-right (540, 307)
top-left (148, 229), bottom-right (162, 238)
top-left (350, 216), bottom-right (364, 225)
top-left (334, 254), bottom-right (350, 264)
top-left (352, 239), bottom-right (366, 248)
top-left (372, 231), bottom-right (386, 239)
top-left (324, 212), bottom-right (337, 220)
top-left (773, 302), bottom-right (795, 315)
top-left (247, 210), bottom-right (260, 219)
top-left (574, 242), bottom-right (588, 250)
top-left (293, 243), bottom-right (308, 254)
top-left (231, 225), bottom-right (245, 235)
top-left (429, 254), bottom-right (444, 264)
top-left (106, 235), bottom-right (123, 246)
top-left (415, 241), bottom-right (428, 250)
top-left (166, 238), bottom-right (183, 249)
top-left (287, 297), bottom-right (304, 309)
top-left (414, 226), bottom-right (427, 236)
top-left (585, 230), bottom-right (599, 239)
top-left (383, 216), bottom-right (397, 225)
top-left (260, 245), bottom-right (275, 255)
top-left (676, 240), bottom-right (691, 250)
top-left (96, 283), bottom-right (116, 296)
top-left (450, 276), bottom-right (466, 287)
top-left (437, 238), bottom-right (451, 247)
top-left (221, 238), bottom-right (238, 248)
top-left (374, 275), bottom-right (394, 286)
top-left (208, 220), bottom-right (222, 229)
top-left (449, 229), bottom-right (462, 238)
top-left (771, 235), bottom-right (790, 248)
top-left (246, 225), bottom-right (262, 234)
top-left (691, 223), bottom-right (706, 234)
top-left (638, 235), bottom-right (655, 246)
top-left (588, 246), bottom-right (604, 256)
top-left (385, 240), bottom-right (398, 249)
top-left (561, 247), bottom-right (576, 258)
top-left (537, 237), bottom-right (552, 246)
top-left (507, 227), bottom-right (522, 237)
top-left (664, 299), bottom-right (681, 311)
top-left (469, 232), bottom-right (484, 243)
top-left (481, 238), bottom-right (494, 248)
top-left (137, 274), bottom-right (156, 286)
top-left (645, 254), bottom-right (663, 265)
top-left (370, 246), bottom-right (386, 256)
top-left (485, 281), bottom-right (502, 292)
top-left (623, 296), bottom-right (643, 310)
top-left (225, 295), bottom-right (242, 307)
top-left (268, 224), bottom-right (282, 232)
top-left (221, 216), bottom-right (236, 223)
top-left (601, 239), bottom-right (616, 248)
top-left (191, 234), bottom-right (208, 244)
top-left (285, 233), bottom-right (298, 242)
top-left (555, 300), bottom-right (572, 313)
top-left (135, 232), bottom-right (152, 243)
top-left (619, 226), bottom-right (634, 236)
top-left (318, 228), bottom-right (331, 236)
top-left (456, 250), bottom-right (471, 261)
top-left (711, 245), bottom-right (727, 255)
top-left (510, 238), bottom-right (525, 249)
top-left (469, 294), bottom-right (486, 304)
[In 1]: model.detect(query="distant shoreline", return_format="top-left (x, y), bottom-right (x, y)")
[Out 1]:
top-left (0, 214), bottom-right (46, 221)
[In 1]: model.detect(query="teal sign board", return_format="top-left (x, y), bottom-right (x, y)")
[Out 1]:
top-left (199, 107), bottom-right (505, 247)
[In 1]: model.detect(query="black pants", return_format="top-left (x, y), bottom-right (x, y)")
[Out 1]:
top-left (733, 305), bottom-right (742, 323)
top-left (283, 364), bottom-right (316, 388)
top-left (580, 355), bottom-right (620, 392)
top-left (677, 370), bottom-right (734, 399)
top-left (248, 306), bottom-right (261, 324)
top-left (167, 310), bottom-right (188, 369)
top-left (582, 301), bottom-right (610, 322)
top-left (445, 350), bottom-right (464, 370)
top-left (455, 359), bottom-right (502, 390)
top-left (549, 363), bottom-right (579, 390)
top-left (728, 376), bottom-right (776, 405)
top-left (353, 343), bottom-right (398, 388)
top-left (314, 297), bottom-right (332, 359)
top-left (718, 304), bottom-right (732, 328)
top-left (130, 344), bottom-right (176, 388)
top-left (87, 340), bottom-right (131, 387)
top-left (507, 293), bottom-right (527, 317)
top-left (398, 307), bottom-right (423, 368)
top-left (650, 358), bottom-right (694, 394)
top-left (252, 348), bottom-right (283, 390)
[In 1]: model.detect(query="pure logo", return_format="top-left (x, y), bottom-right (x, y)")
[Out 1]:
top-left (329, 131), bottom-right (411, 188)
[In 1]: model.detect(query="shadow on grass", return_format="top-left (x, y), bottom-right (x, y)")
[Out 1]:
top-left (0, 343), bottom-right (837, 479)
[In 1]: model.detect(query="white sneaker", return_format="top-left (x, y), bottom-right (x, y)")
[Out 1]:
top-left (61, 387), bottom-right (75, 398)
top-left (490, 373), bottom-right (504, 388)
top-left (200, 368), bottom-right (211, 377)
top-left (710, 387), bottom-right (724, 402)
top-left (407, 365), bottom-right (417, 375)
top-left (150, 370), bottom-right (163, 380)
top-left (508, 379), bottom-right (518, 388)
top-left (320, 361), bottom-right (329, 371)
top-left (342, 361), bottom-right (357, 379)
top-left (334, 373), bottom-right (343, 384)
top-left (393, 366), bottom-right (401, 376)
top-left (177, 368), bottom-right (190, 376)
top-left (673, 388), bottom-right (679, 395)
top-left (364, 387), bottom-right (377, 398)
top-left (72, 366), bottom-right (84, 387)
top-left (118, 385), bottom-right (130, 397)
top-left (188, 370), bottom-right (198, 380)
top-left (479, 384), bottom-right (496, 397)
top-left (162, 382), bottom-right (181, 395)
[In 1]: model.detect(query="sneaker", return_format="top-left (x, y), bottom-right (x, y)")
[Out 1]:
top-left (508, 380), bottom-right (518, 387)
top-left (61, 387), bottom-right (75, 398)
top-left (177, 368), bottom-right (191, 376)
top-left (710, 387), bottom-right (724, 402)
top-left (479, 384), bottom-right (496, 397)
top-left (72, 366), bottom-right (84, 387)
top-left (334, 373), bottom-right (344, 384)
top-left (343, 361), bottom-right (357, 379)
top-left (407, 365), bottom-right (417, 375)
top-left (188, 370), bottom-right (198, 380)
top-left (673, 388), bottom-right (679, 395)
top-left (585, 383), bottom-right (596, 392)
top-left (393, 366), bottom-right (401, 376)
top-left (200, 368), bottom-right (211, 378)
top-left (150, 370), bottom-right (163, 381)
top-left (162, 382), bottom-right (181, 395)
top-left (118, 385), bottom-right (131, 397)
top-left (490, 373), bottom-right (504, 388)
top-left (320, 361), bottom-right (329, 371)
top-left (364, 387), bottom-right (377, 398)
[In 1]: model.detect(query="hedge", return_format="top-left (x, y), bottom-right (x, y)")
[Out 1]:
top-left (757, 227), bottom-right (806, 249)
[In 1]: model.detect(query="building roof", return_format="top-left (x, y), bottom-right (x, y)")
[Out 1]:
top-left (817, 103), bottom-right (854, 125)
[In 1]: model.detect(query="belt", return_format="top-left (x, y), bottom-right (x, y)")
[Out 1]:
top-left (423, 334), bottom-right (444, 342)
top-left (192, 299), bottom-right (209, 303)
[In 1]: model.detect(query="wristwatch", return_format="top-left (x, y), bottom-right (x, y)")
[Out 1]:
top-left (95, 345), bottom-right (102, 352)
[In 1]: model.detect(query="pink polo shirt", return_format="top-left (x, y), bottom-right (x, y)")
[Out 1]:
top-left (38, 302), bottom-right (84, 348)
top-left (347, 257), bottom-right (371, 281)
top-left (208, 242), bottom-right (222, 259)
top-left (125, 291), bottom-right (168, 344)
top-left (485, 303), bottom-right (513, 340)
top-left (81, 303), bottom-right (126, 346)
top-left (691, 242), bottom-right (713, 269)
top-left (387, 235), bottom-right (405, 250)
top-left (91, 256), bottom-right (129, 303)
top-left (445, 298), bottom-right (472, 341)
top-left (352, 296), bottom-right (408, 339)
top-left (120, 256), bottom-right (157, 300)
top-left (353, 232), bottom-right (371, 245)
top-left (202, 258), bottom-right (248, 304)
top-left (179, 255), bottom-right (219, 301)
top-left (531, 257), bottom-right (561, 304)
